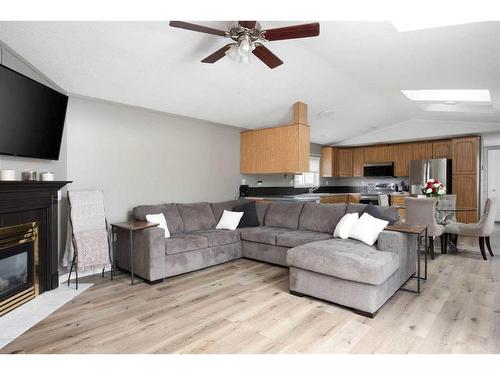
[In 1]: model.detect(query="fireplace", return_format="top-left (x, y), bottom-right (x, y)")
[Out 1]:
top-left (0, 180), bottom-right (70, 315)
top-left (0, 222), bottom-right (39, 316)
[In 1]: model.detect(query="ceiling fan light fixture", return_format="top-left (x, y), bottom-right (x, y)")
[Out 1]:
top-left (238, 35), bottom-right (252, 55)
top-left (225, 44), bottom-right (239, 60)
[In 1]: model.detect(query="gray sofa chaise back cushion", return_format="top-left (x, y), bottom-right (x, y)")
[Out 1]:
top-left (133, 203), bottom-right (184, 234)
top-left (347, 203), bottom-right (400, 223)
top-left (264, 202), bottom-right (305, 229)
top-left (178, 203), bottom-right (217, 232)
top-left (299, 202), bottom-right (347, 233)
top-left (210, 199), bottom-right (246, 222)
top-left (256, 202), bottom-right (270, 226)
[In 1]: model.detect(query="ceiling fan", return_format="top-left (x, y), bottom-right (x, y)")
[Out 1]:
top-left (169, 21), bottom-right (320, 69)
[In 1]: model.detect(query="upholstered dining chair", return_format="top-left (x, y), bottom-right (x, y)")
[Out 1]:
top-left (436, 194), bottom-right (457, 224)
top-left (378, 194), bottom-right (389, 206)
top-left (67, 190), bottom-right (112, 289)
top-left (405, 197), bottom-right (444, 259)
top-left (444, 197), bottom-right (497, 260)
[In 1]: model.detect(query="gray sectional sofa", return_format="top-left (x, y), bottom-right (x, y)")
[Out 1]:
top-left (115, 199), bottom-right (417, 317)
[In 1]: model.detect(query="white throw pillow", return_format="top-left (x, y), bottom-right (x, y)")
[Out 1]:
top-left (348, 213), bottom-right (389, 246)
top-left (333, 213), bottom-right (359, 239)
top-left (216, 210), bottom-right (244, 230)
top-left (146, 213), bottom-right (170, 238)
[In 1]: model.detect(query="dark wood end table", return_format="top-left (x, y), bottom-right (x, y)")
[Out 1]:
top-left (110, 221), bottom-right (159, 285)
top-left (386, 223), bottom-right (428, 294)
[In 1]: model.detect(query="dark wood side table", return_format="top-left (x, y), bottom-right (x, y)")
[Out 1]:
top-left (110, 221), bottom-right (159, 285)
top-left (385, 223), bottom-right (428, 294)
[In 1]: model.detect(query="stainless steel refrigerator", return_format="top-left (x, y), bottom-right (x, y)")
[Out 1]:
top-left (409, 158), bottom-right (453, 195)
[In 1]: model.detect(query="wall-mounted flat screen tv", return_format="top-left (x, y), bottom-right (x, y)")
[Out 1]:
top-left (0, 64), bottom-right (68, 160)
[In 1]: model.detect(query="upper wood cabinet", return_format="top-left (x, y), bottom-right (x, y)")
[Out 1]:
top-left (337, 149), bottom-right (353, 177)
top-left (393, 143), bottom-right (414, 177)
top-left (240, 102), bottom-right (310, 174)
top-left (320, 147), bottom-right (333, 177)
top-left (453, 174), bottom-right (478, 223)
top-left (352, 148), bottom-right (365, 177)
top-left (240, 123), bottom-right (310, 174)
top-left (452, 136), bottom-right (479, 175)
top-left (432, 140), bottom-right (452, 159)
top-left (364, 145), bottom-right (394, 163)
top-left (412, 142), bottom-right (433, 160)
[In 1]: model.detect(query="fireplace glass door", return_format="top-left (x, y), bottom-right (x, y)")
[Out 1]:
top-left (0, 242), bottom-right (34, 302)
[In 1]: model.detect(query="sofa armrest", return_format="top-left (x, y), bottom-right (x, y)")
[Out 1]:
top-left (377, 230), bottom-right (417, 279)
top-left (116, 226), bottom-right (166, 282)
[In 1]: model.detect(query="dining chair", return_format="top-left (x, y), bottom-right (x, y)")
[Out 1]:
top-left (443, 197), bottom-right (497, 260)
top-left (67, 190), bottom-right (113, 289)
top-left (378, 194), bottom-right (389, 206)
top-left (436, 194), bottom-right (457, 225)
top-left (405, 197), bottom-right (444, 259)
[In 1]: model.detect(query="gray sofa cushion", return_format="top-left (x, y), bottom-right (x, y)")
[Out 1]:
top-left (276, 230), bottom-right (333, 248)
top-left (133, 203), bottom-right (184, 234)
top-left (210, 199), bottom-right (246, 222)
top-left (298, 203), bottom-right (347, 233)
top-left (240, 226), bottom-right (294, 245)
top-left (287, 238), bottom-right (399, 285)
top-left (192, 229), bottom-right (240, 247)
top-left (347, 203), bottom-right (400, 224)
top-left (165, 234), bottom-right (209, 255)
top-left (264, 202), bottom-right (305, 229)
top-left (256, 202), bottom-right (270, 226)
top-left (177, 203), bottom-right (216, 232)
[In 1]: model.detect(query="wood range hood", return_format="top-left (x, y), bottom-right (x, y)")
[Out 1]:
top-left (240, 102), bottom-right (310, 174)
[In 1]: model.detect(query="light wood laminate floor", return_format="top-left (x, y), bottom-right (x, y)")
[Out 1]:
top-left (2, 232), bottom-right (500, 354)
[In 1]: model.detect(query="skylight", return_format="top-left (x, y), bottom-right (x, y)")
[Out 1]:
top-left (392, 20), bottom-right (482, 32)
top-left (401, 90), bottom-right (491, 102)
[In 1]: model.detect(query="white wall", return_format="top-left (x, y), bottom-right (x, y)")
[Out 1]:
top-left (65, 96), bottom-right (242, 222)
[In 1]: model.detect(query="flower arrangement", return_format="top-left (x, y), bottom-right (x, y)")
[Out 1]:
top-left (422, 178), bottom-right (446, 197)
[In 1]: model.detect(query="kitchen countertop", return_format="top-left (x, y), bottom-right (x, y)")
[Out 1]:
top-left (245, 192), bottom-right (362, 201)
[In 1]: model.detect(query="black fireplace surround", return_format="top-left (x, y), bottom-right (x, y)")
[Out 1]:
top-left (0, 181), bottom-right (70, 294)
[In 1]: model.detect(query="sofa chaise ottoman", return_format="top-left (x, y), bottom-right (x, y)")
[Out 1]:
top-left (287, 230), bottom-right (417, 317)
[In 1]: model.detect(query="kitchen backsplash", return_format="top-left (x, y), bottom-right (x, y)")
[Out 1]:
top-left (321, 177), bottom-right (405, 187)
top-left (242, 174), bottom-right (407, 189)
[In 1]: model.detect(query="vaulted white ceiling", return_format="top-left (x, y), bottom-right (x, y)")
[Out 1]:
top-left (0, 21), bottom-right (499, 145)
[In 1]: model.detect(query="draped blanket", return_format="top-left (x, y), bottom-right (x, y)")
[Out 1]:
top-left (63, 190), bottom-right (111, 270)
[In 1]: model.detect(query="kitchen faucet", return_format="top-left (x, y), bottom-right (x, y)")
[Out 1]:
top-left (308, 186), bottom-right (319, 194)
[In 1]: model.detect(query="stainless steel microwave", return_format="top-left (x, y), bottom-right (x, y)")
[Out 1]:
top-left (363, 163), bottom-right (394, 177)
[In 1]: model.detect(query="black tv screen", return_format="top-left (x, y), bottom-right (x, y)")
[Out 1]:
top-left (0, 64), bottom-right (68, 160)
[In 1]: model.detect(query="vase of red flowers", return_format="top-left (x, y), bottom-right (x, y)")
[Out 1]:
top-left (422, 178), bottom-right (446, 198)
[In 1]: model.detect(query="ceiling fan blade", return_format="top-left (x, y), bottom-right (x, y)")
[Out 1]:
top-left (169, 21), bottom-right (227, 37)
top-left (263, 22), bottom-right (320, 41)
top-left (239, 21), bottom-right (257, 29)
top-left (201, 44), bottom-right (233, 63)
top-left (252, 45), bottom-right (283, 69)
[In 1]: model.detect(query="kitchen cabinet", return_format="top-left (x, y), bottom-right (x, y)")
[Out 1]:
top-left (432, 140), bottom-right (452, 159)
top-left (320, 195), bottom-right (349, 204)
top-left (393, 143), bottom-right (414, 177)
top-left (412, 142), bottom-right (433, 160)
top-left (453, 174), bottom-right (478, 223)
top-left (337, 149), bottom-right (353, 177)
top-left (390, 195), bottom-right (407, 220)
top-left (320, 147), bottom-right (333, 177)
top-left (352, 147), bottom-right (365, 177)
top-left (240, 102), bottom-right (310, 174)
top-left (452, 136), bottom-right (479, 175)
top-left (364, 145), bottom-right (394, 163)
top-left (348, 194), bottom-right (360, 204)
top-left (240, 123), bottom-right (310, 174)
